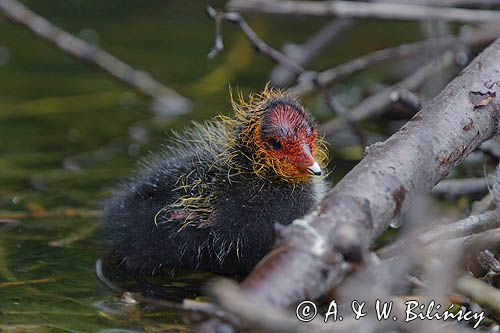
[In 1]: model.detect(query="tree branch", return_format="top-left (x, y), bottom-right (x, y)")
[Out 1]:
top-left (290, 25), bottom-right (499, 96)
top-left (431, 177), bottom-right (489, 198)
top-left (228, 0), bottom-right (500, 23)
top-left (378, 210), bottom-right (499, 259)
top-left (0, 0), bottom-right (191, 117)
top-left (321, 51), bottom-right (456, 134)
top-left (270, 18), bottom-right (355, 87)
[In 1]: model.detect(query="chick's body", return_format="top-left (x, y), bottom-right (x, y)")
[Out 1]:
top-left (103, 88), bottom-right (328, 277)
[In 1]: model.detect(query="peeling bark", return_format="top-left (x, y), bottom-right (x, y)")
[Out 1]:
top-left (231, 38), bottom-right (500, 309)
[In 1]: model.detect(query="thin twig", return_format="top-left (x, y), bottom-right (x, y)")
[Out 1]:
top-left (270, 18), bottom-right (355, 87)
top-left (291, 39), bottom-right (437, 96)
top-left (378, 210), bottom-right (499, 259)
top-left (206, 6), bottom-right (225, 59)
top-left (0, 0), bottom-right (191, 116)
top-left (214, 8), bottom-right (305, 74)
top-left (321, 51), bottom-right (456, 135)
top-left (312, 75), bottom-right (367, 147)
top-left (390, 88), bottom-right (423, 112)
top-left (428, 227), bottom-right (500, 255)
top-left (376, 0), bottom-right (500, 7)
top-left (206, 6), bottom-right (366, 146)
top-left (228, 0), bottom-right (500, 23)
top-left (290, 25), bottom-right (500, 96)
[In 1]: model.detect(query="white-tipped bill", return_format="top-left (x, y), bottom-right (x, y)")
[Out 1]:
top-left (307, 161), bottom-right (322, 176)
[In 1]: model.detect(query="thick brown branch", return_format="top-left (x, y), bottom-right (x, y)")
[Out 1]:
top-left (228, 0), bottom-right (500, 23)
top-left (216, 37), bottom-right (500, 314)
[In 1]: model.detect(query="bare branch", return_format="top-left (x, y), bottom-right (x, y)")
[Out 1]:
top-left (228, 0), bottom-right (500, 23)
top-left (311, 75), bottom-right (367, 147)
top-left (290, 25), bottom-right (499, 96)
top-left (427, 227), bottom-right (500, 258)
top-left (477, 249), bottom-right (500, 273)
top-left (431, 177), bottom-right (489, 198)
top-left (381, 0), bottom-right (500, 6)
top-left (472, 193), bottom-right (495, 213)
top-left (270, 18), bottom-right (355, 87)
top-left (479, 138), bottom-right (500, 160)
top-left (216, 10), bottom-right (305, 74)
top-left (321, 51), bottom-right (455, 134)
top-left (378, 210), bottom-right (499, 259)
top-left (390, 88), bottom-right (424, 113)
top-left (206, 6), bottom-right (225, 59)
top-left (0, 0), bottom-right (191, 117)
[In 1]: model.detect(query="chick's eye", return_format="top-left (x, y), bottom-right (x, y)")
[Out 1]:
top-left (268, 137), bottom-right (282, 150)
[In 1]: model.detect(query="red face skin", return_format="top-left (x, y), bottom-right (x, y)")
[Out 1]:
top-left (257, 102), bottom-right (320, 178)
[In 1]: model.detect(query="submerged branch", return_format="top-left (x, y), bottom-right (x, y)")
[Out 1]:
top-left (95, 259), bottom-right (241, 327)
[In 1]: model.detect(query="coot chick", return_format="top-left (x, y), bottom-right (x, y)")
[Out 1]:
top-left (102, 86), bottom-right (328, 282)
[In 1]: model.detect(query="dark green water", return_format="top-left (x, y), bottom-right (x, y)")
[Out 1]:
top-left (0, 1), bottom-right (424, 331)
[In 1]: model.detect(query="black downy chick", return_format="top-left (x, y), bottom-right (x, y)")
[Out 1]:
top-left (102, 87), bottom-right (329, 291)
